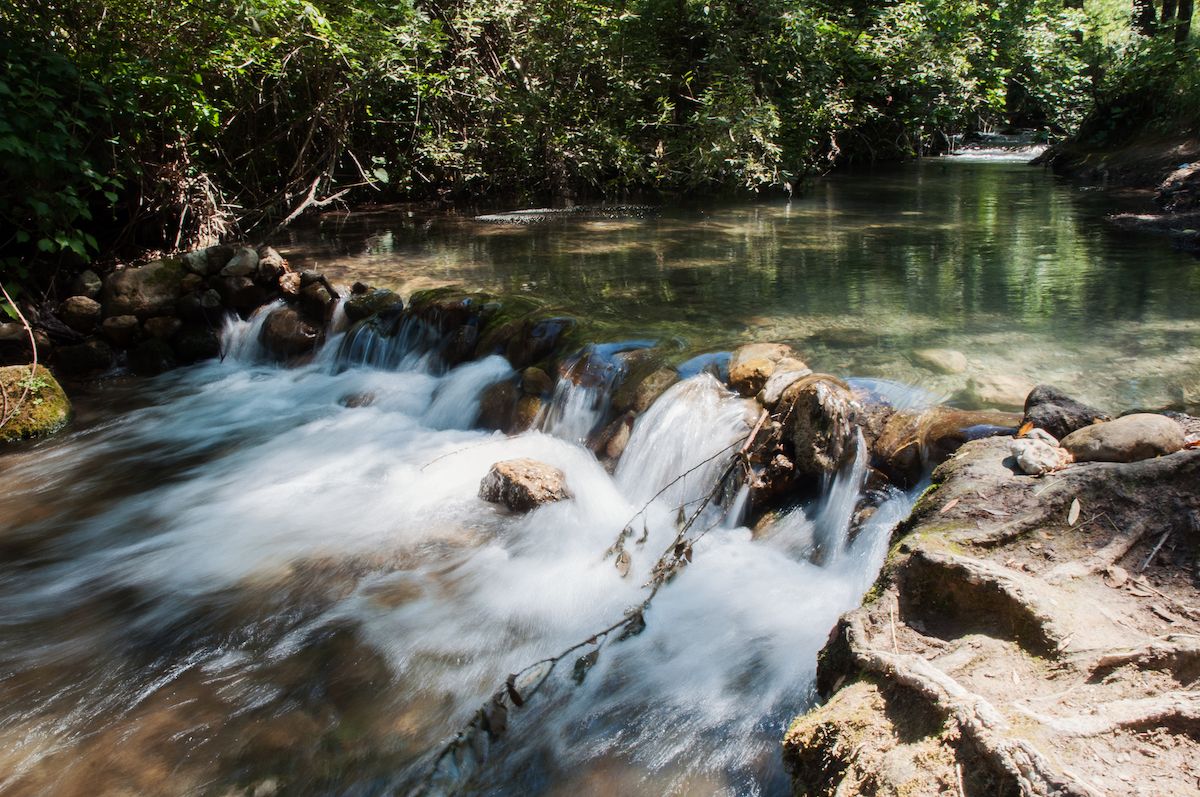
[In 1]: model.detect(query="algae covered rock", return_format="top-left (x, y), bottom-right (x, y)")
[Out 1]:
top-left (0, 365), bottom-right (71, 443)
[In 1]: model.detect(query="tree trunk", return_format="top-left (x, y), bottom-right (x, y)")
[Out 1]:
top-left (1177, 0), bottom-right (1194, 42)
top-left (1134, 0), bottom-right (1158, 35)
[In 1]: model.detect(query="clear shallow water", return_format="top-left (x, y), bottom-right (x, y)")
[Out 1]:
top-left (1, 157), bottom-right (1197, 797)
top-left (276, 156), bottom-right (1200, 413)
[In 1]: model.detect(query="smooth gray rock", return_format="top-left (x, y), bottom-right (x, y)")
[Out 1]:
top-left (1060, 413), bottom-right (1185, 463)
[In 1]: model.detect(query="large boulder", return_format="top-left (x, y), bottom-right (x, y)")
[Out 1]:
top-left (100, 258), bottom-right (187, 319)
top-left (1060, 413), bottom-right (1185, 463)
top-left (780, 374), bottom-right (861, 478)
top-left (0, 365), bottom-right (71, 443)
top-left (59, 295), bottom-right (102, 333)
top-left (260, 306), bottom-right (324, 359)
top-left (478, 458), bottom-right (571, 512)
top-left (1023, 384), bottom-right (1109, 440)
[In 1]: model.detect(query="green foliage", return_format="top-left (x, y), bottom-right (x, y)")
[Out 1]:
top-left (0, 0), bottom-right (1182, 296)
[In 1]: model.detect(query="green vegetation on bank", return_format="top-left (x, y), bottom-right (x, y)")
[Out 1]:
top-left (0, 0), bottom-right (1195, 309)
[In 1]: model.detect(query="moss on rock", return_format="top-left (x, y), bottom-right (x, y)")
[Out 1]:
top-left (0, 364), bottom-right (71, 443)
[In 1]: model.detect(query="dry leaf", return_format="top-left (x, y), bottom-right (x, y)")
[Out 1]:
top-left (1104, 565), bottom-right (1128, 588)
top-left (1067, 498), bottom-right (1081, 527)
top-left (1017, 421), bottom-right (1034, 438)
top-left (615, 550), bottom-right (631, 578)
top-left (939, 498), bottom-right (961, 515)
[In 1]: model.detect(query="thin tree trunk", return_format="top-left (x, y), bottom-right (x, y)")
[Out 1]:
top-left (1177, 0), bottom-right (1194, 42)
top-left (1134, 0), bottom-right (1158, 35)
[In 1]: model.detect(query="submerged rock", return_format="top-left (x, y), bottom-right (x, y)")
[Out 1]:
top-left (911, 347), bottom-right (967, 375)
top-left (1022, 384), bottom-right (1109, 440)
top-left (0, 364), bottom-right (71, 443)
top-left (1060, 413), bottom-right (1184, 463)
top-left (479, 458), bottom-right (571, 512)
top-left (958, 373), bottom-right (1036, 411)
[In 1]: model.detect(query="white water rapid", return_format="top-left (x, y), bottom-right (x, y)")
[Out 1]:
top-left (0, 314), bottom-right (914, 797)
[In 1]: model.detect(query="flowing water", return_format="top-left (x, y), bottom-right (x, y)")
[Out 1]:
top-left (1, 156), bottom-right (1198, 797)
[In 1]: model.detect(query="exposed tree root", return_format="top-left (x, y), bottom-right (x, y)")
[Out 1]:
top-left (843, 614), bottom-right (1098, 797)
top-left (1083, 634), bottom-right (1200, 682)
top-left (1014, 691), bottom-right (1200, 737)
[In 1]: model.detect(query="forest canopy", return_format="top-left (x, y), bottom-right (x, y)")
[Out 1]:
top-left (0, 0), bottom-right (1196, 286)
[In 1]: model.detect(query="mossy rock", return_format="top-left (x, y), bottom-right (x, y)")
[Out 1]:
top-left (0, 364), bottom-right (71, 443)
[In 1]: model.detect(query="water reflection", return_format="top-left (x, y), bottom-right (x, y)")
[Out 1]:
top-left (273, 159), bottom-right (1200, 411)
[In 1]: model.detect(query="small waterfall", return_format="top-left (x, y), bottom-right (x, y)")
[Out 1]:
top-left (615, 374), bottom-right (751, 510)
top-left (540, 342), bottom-right (654, 444)
top-left (336, 315), bottom-right (439, 372)
top-left (760, 430), bottom-right (869, 563)
top-left (423, 356), bottom-right (514, 430)
top-left (219, 300), bottom-right (283, 363)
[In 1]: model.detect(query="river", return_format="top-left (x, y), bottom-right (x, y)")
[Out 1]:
top-left (0, 155), bottom-right (1197, 796)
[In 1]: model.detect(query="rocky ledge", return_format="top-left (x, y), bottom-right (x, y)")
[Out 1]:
top-left (784, 413), bottom-right (1200, 795)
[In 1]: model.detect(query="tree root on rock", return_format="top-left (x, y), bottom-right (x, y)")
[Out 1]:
top-left (843, 614), bottom-right (1099, 797)
top-left (1081, 634), bottom-right (1200, 682)
top-left (1014, 691), bottom-right (1200, 737)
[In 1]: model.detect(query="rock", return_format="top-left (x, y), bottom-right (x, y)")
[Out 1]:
top-left (781, 374), bottom-right (860, 478)
top-left (339, 392), bottom-right (376, 408)
top-left (344, 289), bottom-right (403, 323)
top-left (1060, 413), bottom-right (1185, 463)
top-left (217, 275), bottom-right (267, 315)
top-left (504, 316), bottom-right (577, 369)
top-left (279, 271), bottom-right (302, 299)
top-left (1022, 384), bottom-right (1109, 440)
top-left (873, 407), bottom-right (1022, 486)
top-left (100, 315), bottom-right (140, 348)
top-left (958, 373), bottom-right (1036, 411)
top-left (180, 272), bottom-right (204, 294)
top-left (1156, 162), bottom-right (1200, 212)
top-left (144, 316), bottom-right (183, 340)
top-left (478, 380), bottom-right (519, 431)
top-left (0, 365), bottom-right (71, 443)
top-left (598, 412), bottom-right (636, 461)
top-left (71, 269), bottom-right (103, 300)
top-left (54, 339), bottom-right (114, 377)
top-left (58, 295), bottom-right (102, 333)
top-left (100, 258), bottom-right (186, 319)
top-left (177, 289), bottom-right (223, 324)
top-left (182, 245), bottom-right (235, 276)
top-left (758, 360), bottom-right (813, 408)
top-left (784, 680), bottom-right (962, 797)
top-left (478, 458), bottom-right (571, 512)
top-left (911, 347), bottom-right (967, 374)
top-left (174, 326), bottom-right (221, 363)
top-left (300, 282), bottom-right (334, 323)
top-left (624, 366), bottom-right (679, 414)
top-left (260, 306), bottom-right (323, 359)
top-left (512, 395), bottom-right (543, 432)
top-left (256, 246), bottom-right (287, 281)
top-left (220, 247), bottom-right (259, 278)
top-left (520, 366), bottom-right (554, 396)
top-left (128, 338), bottom-right (177, 375)
top-left (0, 322), bottom-right (23, 342)
top-left (1010, 437), bottom-right (1072, 475)
top-left (729, 343), bottom-right (802, 398)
